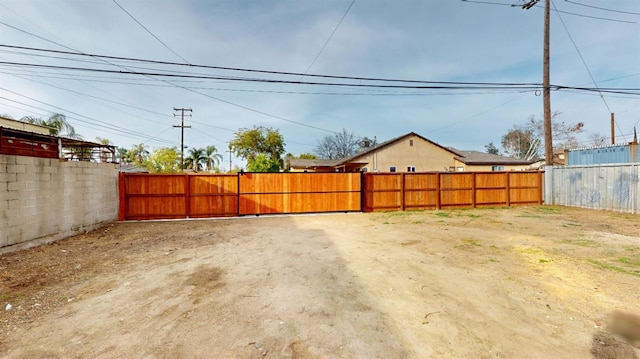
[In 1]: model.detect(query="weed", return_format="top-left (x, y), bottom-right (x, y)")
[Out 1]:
top-left (435, 212), bottom-right (451, 218)
top-left (466, 214), bottom-right (482, 218)
top-left (562, 223), bottom-right (582, 227)
top-left (586, 259), bottom-right (640, 277)
top-left (564, 239), bottom-right (599, 247)
top-left (539, 259), bottom-right (551, 263)
top-left (625, 246), bottom-right (639, 252)
top-left (455, 239), bottom-right (481, 250)
top-left (412, 220), bottom-right (424, 224)
top-left (618, 257), bottom-right (640, 266)
top-left (537, 206), bottom-right (562, 214)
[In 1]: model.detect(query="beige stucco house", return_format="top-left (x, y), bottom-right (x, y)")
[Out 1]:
top-left (290, 132), bottom-right (536, 172)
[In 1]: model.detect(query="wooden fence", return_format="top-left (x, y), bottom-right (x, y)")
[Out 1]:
top-left (119, 171), bottom-right (543, 220)
top-left (119, 172), bottom-right (361, 220)
top-left (362, 171), bottom-right (543, 211)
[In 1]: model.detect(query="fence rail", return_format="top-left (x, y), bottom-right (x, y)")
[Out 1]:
top-left (119, 171), bottom-right (543, 220)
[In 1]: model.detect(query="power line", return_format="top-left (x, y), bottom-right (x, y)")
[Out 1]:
top-left (112, 0), bottom-right (191, 63)
top-left (551, 0), bottom-right (612, 114)
top-left (3, 60), bottom-right (639, 96)
top-left (563, 0), bottom-right (640, 16)
top-left (460, 0), bottom-right (636, 23)
top-left (0, 44), bottom-right (544, 86)
top-left (0, 88), bottom-right (177, 145)
top-left (301, 0), bottom-right (356, 79)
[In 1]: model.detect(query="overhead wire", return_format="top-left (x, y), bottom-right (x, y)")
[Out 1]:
top-left (112, 0), bottom-right (191, 64)
top-left (0, 23), bottom-right (339, 135)
top-left (300, 0), bottom-right (356, 80)
top-left (563, 0), bottom-right (640, 16)
top-left (550, 0), bottom-right (627, 141)
top-left (460, 0), bottom-right (636, 23)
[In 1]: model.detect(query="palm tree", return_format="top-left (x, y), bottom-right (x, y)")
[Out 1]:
top-left (186, 147), bottom-right (206, 172)
top-left (128, 143), bottom-right (149, 166)
top-left (22, 113), bottom-right (81, 139)
top-left (116, 148), bottom-right (129, 164)
top-left (204, 145), bottom-right (223, 172)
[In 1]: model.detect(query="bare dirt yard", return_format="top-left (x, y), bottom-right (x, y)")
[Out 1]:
top-left (1, 206), bottom-right (640, 358)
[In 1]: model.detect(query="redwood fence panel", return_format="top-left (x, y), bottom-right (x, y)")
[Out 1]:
top-left (238, 172), bottom-right (361, 215)
top-left (119, 171), bottom-right (542, 220)
top-left (362, 171), bottom-right (542, 212)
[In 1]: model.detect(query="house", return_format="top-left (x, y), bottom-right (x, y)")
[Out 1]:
top-left (290, 132), bottom-right (536, 173)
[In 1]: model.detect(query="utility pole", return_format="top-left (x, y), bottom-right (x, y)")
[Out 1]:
top-left (522, 0), bottom-right (552, 165)
top-left (173, 108), bottom-right (192, 171)
top-left (610, 113), bottom-right (615, 145)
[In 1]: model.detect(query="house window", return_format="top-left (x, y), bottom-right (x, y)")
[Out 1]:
top-left (389, 166), bottom-right (396, 172)
top-left (407, 166), bottom-right (416, 172)
top-left (456, 167), bottom-right (464, 172)
top-left (409, 139), bottom-right (414, 147)
top-left (491, 165), bottom-right (505, 171)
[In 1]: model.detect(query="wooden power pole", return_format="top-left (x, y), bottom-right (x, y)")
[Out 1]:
top-left (542, 0), bottom-right (552, 165)
top-left (173, 108), bottom-right (192, 170)
top-left (523, 0), bottom-right (552, 165)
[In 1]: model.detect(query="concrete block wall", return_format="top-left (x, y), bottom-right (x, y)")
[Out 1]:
top-left (0, 154), bottom-right (119, 252)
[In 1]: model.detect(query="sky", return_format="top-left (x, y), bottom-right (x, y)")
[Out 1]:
top-left (0, 0), bottom-right (638, 169)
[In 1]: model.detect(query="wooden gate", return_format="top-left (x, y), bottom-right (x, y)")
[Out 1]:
top-left (119, 172), bottom-right (361, 220)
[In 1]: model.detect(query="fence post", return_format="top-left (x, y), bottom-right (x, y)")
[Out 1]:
top-left (400, 173), bottom-right (406, 211)
top-left (237, 173), bottom-right (241, 216)
top-left (118, 172), bottom-right (125, 221)
top-left (436, 172), bottom-right (441, 210)
top-left (538, 170), bottom-right (544, 205)
top-left (471, 173), bottom-right (476, 208)
top-left (506, 172), bottom-right (511, 207)
top-left (360, 172), bottom-right (365, 212)
top-left (185, 174), bottom-right (191, 218)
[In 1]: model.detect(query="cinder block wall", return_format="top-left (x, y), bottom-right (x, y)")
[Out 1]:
top-left (0, 154), bottom-right (119, 252)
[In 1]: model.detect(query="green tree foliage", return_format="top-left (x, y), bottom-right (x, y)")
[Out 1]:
top-left (22, 113), bottom-right (81, 139)
top-left (186, 147), bottom-right (206, 172)
top-left (501, 113), bottom-right (584, 159)
top-left (246, 153), bottom-right (281, 172)
top-left (484, 142), bottom-right (500, 155)
top-left (297, 153), bottom-right (317, 159)
top-left (145, 147), bottom-right (180, 173)
top-left (229, 126), bottom-right (285, 172)
top-left (127, 143), bottom-right (149, 166)
top-left (116, 148), bottom-right (129, 163)
top-left (204, 145), bottom-right (223, 172)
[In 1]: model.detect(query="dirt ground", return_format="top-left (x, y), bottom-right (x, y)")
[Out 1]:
top-left (1, 206), bottom-right (640, 358)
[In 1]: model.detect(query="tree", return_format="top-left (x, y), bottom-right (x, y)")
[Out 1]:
top-left (229, 126), bottom-right (285, 171)
top-left (204, 145), bottom-right (223, 172)
top-left (588, 133), bottom-right (608, 147)
top-left (297, 153), bottom-right (317, 159)
top-left (484, 142), bottom-right (500, 155)
top-left (116, 148), bottom-right (129, 163)
top-left (22, 113), bottom-right (81, 139)
top-left (501, 113), bottom-right (583, 159)
top-left (186, 147), bottom-right (206, 172)
top-left (128, 143), bottom-right (149, 166)
top-left (247, 153), bottom-right (281, 172)
top-left (144, 147), bottom-right (180, 173)
top-left (314, 128), bottom-right (360, 159)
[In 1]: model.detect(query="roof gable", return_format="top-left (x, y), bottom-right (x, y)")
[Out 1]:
top-left (335, 132), bottom-right (461, 165)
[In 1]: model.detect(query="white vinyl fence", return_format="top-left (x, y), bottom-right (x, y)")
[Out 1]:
top-left (544, 164), bottom-right (640, 214)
